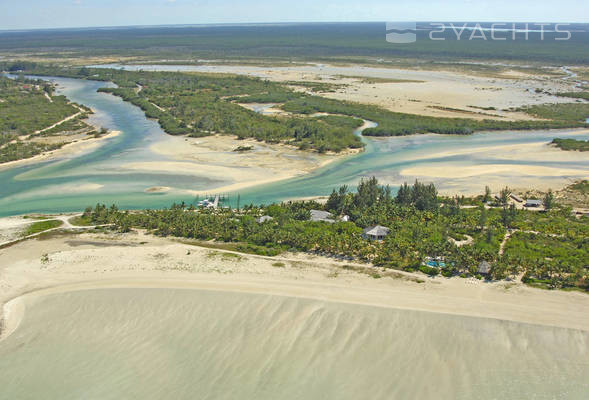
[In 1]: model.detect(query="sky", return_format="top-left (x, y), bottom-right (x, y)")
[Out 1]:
top-left (0, 0), bottom-right (588, 30)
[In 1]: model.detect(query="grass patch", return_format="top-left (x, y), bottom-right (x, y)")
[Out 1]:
top-left (272, 262), bottom-right (286, 268)
top-left (21, 219), bottom-right (63, 236)
top-left (569, 180), bottom-right (589, 194)
top-left (339, 76), bottom-right (424, 84)
top-left (233, 145), bottom-right (254, 152)
top-left (69, 215), bottom-right (94, 226)
top-left (23, 215), bottom-right (50, 220)
top-left (206, 250), bottom-right (245, 261)
top-left (556, 91), bottom-right (589, 101)
top-left (551, 138), bottom-right (589, 152)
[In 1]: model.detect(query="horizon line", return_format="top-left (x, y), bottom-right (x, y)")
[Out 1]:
top-left (1, 20), bottom-right (588, 34)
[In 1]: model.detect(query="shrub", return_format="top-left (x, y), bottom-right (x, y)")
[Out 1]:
top-left (419, 265), bottom-right (440, 276)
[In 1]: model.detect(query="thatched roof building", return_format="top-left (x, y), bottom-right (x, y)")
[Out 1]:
top-left (362, 225), bottom-right (390, 241)
top-left (478, 261), bottom-right (492, 275)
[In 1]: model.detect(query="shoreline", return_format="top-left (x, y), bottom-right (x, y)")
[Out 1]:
top-left (139, 132), bottom-right (359, 196)
top-left (1, 230), bottom-right (588, 343)
top-left (0, 130), bottom-right (121, 172)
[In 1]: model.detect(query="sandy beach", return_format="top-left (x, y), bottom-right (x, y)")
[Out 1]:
top-left (1, 228), bottom-right (588, 343)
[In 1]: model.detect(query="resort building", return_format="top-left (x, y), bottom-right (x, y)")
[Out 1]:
top-left (524, 199), bottom-right (542, 208)
top-left (362, 225), bottom-right (390, 241)
top-left (256, 215), bottom-right (274, 223)
top-left (310, 210), bottom-right (335, 223)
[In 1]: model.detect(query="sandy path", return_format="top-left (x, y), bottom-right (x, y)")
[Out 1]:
top-left (0, 214), bottom-right (108, 248)
top-left (29, 104), bottom-right (87, 138)
top-left (1, 230), bottom-right (588, 343)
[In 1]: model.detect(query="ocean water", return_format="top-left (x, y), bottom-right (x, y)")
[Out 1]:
top-left (0, 288), bottom-right (587, 400)
top-left (0, 75), bottom-right (588, 216)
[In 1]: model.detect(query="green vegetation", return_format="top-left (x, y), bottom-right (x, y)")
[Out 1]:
top-left (207, 250), bottom-right (244, 261)
top-left (517, 103), bottom-right (589, 123)
top-left (21, 66), bottom-right (362, 153)
top-left (0, 75), bottom-right (78, 135)
top-left (21, 219), bottom-right (63, 236)
top-left (569, 180), bottom-right (589, 194)
top-left (1, 23), bottom-right (588, 64)
top-left (551, 138), bottom-right (589, 152)
top-left (342, 76), bottom-right (424, 84)
top-left (233, 145), bottom-right (254, 152)
top-left (284, 81), bottom-right (347, 93)
top-left (0, 138), bottom-right (65, 163)
top-left (5, 63), bottom-right (587, 144)
top-left (0, 75), bottom-right (101, 163)
top-left (556, 91), bottom-right (589, 101)
top-left (504, 232), bottom-right (588, 290)
top-left (69, 214), bottom-right (94, 226)
top-left (84, 178), bottom-right (588, 291)
top-left (282, 96), bottom-right (586, 136)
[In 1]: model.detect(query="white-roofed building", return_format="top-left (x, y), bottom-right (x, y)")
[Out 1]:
top-left (362, 225), bottom-right (390, 241)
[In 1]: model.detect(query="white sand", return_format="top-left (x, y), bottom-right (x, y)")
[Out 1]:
top-left (127, 134), bottom-right (345, 195)
top-left (0, 216), bottom-right (34, 244)
top-left (402, 164), bottom-right (587, 179)
top-left (1, 230), bottom-right (588, 344)
top-left (178, 63), bottom-right (582, 120)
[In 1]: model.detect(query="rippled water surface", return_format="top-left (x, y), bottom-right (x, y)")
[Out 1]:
top-left (0, 289), bottom-right (587, 400)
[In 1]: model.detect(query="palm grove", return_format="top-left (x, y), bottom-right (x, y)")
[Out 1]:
top-left (86, 178), bottom-right (588, 291)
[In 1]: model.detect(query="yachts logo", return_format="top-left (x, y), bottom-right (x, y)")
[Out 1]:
top-left (385, 22), bottom-right (417, 43)
top-left (386, 22), bottom-right (574, 44)
top-left (427, 23), bottom-right (572, 41)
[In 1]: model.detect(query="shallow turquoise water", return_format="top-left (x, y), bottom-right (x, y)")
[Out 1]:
top-left (0, 76), bottom-right (588, 216)
top-left (0, 289), bottom-right (587, 400)
top-left (0, 77), bottom-right (225, 216)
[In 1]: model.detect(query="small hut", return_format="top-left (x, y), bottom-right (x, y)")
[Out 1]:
top-left (478, 261), bottom-right (492, 275)
top-left (362, 225), bottom-right (390, 241)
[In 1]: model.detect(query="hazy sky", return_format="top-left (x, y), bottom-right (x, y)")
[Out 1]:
top-left (1, 0), bottom-right (587, 30)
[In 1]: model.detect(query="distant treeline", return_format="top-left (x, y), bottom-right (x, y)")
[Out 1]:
top-left (1, 23), bottom-right (589, 64)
